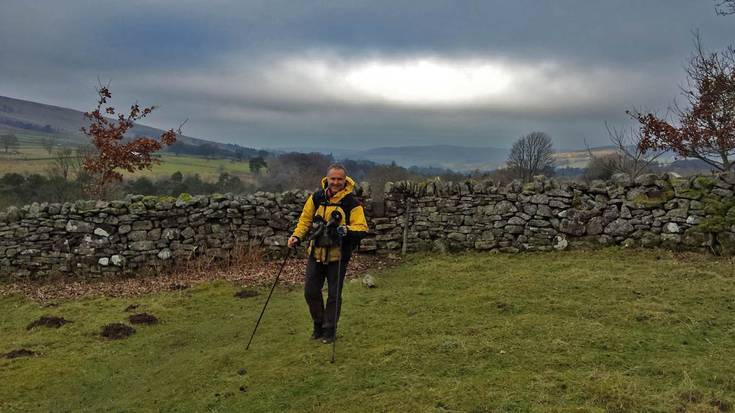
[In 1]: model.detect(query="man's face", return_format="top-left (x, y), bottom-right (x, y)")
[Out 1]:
top-left (326, 168), bottom-right (346, 193)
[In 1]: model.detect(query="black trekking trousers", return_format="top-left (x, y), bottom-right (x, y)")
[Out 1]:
top-left (304, 255), bottom-right (350, 329)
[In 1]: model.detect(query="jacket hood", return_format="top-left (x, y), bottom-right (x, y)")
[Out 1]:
top-left (321, 176), bottom-right (356, 197)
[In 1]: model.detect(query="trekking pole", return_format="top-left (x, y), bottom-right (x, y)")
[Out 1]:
top-left (331, 230), bottom-right (347, 363)
top-left (246, 246), bottom-right (293, 350)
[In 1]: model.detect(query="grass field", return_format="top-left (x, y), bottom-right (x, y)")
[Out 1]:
top-left (1, 248), bottom-right (734, 412)
top-left (126, 154), bottom-right (251, 181)
top-left (553, 149), bottom-right (616, 169)
top-left (0, 139), bottom-right (251, 181)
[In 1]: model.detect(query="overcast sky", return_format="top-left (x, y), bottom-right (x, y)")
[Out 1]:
top-left (1, 1), bottom-right (732, 150)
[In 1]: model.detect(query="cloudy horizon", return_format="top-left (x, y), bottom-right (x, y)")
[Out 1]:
top-left (1, 1), bottom-right (732, 151)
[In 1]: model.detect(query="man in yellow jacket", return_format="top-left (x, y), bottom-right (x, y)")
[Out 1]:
top-left (288, 164), bottom-right (369, 343)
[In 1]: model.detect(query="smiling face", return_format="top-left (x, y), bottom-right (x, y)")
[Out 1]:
top-left (326, 167), bottom-right (347, 194)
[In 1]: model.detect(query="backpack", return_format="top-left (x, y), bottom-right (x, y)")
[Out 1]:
top-left (311, 188), bottom-right (365, 252)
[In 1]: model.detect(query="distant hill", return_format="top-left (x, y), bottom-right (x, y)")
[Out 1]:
top-left (0, 95), bottom-right (259, 157)
top-left (351, 145), bottom-right (510, 171)
top-left (273, 144), bottom-right (639, 172)
top-left (272, 144), bottom-right (510, 171)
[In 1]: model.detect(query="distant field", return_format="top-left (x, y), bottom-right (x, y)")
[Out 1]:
top-left (0, 144), bottom-right (607, 177)
top-left (125, 155), bottom-right (251, 181)
top-left (0, 132), bottom-right (86, 177)
top-left (0, 141), bottom-right (251, 181)
top-left (439, 149), bottom-right (616, 171)
top-left (1, 131), bottom-right (87, 148)
top-left (553, 148), bottom-right (618, 169)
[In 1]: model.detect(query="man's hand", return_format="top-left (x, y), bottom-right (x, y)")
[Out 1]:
top-left (288, 236), bottom-right (300, 248)
top-left (336, 225), bottom-right (348, 237)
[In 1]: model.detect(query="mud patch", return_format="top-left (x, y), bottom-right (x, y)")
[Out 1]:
top-left (678, 389), bottom-right (732, 412)
top-left (101, 323), bottom-right (135, 339)
top-left (711, 399), bottom-right (733, 412)
top-left (635, 313), bottom-right (651, 322)
top-left (128, 313), bottom-right (158, 325)
top-left (496, 302), bottom-right (518, 314)
top-left (26, 316), bottom-right (72, 330)
top-left (234, 289), bottom-right (259, 299)
top-left (4, 348), bottom-right (37, 359)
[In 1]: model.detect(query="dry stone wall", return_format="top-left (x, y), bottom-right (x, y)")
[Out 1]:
top-left (378, 172), bottom-right (735, 256)
top-left (1, 172), bottom-right (734, 281)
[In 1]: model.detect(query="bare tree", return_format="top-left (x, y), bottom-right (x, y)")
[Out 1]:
top-left (716, 0), bottom-right (735, 15)
top-left (47, 148), bottom-right (71, 181)
top-left (75, 144), bottom-right (95, 172)
top-left (582, 154), bottom-right (618, 182)
top-left (507, 132), bottom-right (555, 182)
top-left (48, 147), bottom-right (90, 181)
top-left (365, 162), bottom-right (417, 201)
top-left (249, 156), bottom-right (267, 175)
top-left (258, 152), bottom-right (334, 191)
top-left (1, 134), bottom-right (19, 153)
top-left (40, 137), bottom-right (56, 155)
top-left (584, 124), bottom-right (666, 180)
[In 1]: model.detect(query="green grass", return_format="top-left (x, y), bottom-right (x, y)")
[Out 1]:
top-left (2, 248), bottom-right (734, 412)
top-left (0, 142), bottom-right (251, 181)
top-left (126, 154), bottom-right (251, 181)
top-left (0, 138), bottom-right (60, 175)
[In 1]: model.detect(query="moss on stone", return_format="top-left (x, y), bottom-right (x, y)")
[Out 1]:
top-left (158, 195), bottom-right (176, 203)
top-left (630, 190), bottom-right (674, 208)
top-left (177, 193), bottom-right (192, 202)
top-left (693, 176), bottom-right (716, 190)
top-left (694, 216), bottom-right (729, 233)
top-left (702, 196), bottom-right (735, 215)
top-left (571, 194), bottom-right (583, 208)
top-left (128, 201), bottom-right (146, 212)
top-left (674, 188), bottom-right (704, 200)
top-left (74, 200), bottom-right (96, 212)
top-left (669, 177), bottom-right (688, 187)
top-left (694, 197), bottom-right (735, 233)
top-left (727, 206), bottom-right (735, 220)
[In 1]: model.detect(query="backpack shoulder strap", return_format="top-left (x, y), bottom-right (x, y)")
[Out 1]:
top-left (339, 194), bottom-right (360, 224)
top-left (312, 188), bottom-right (326, 207)
top-left (312, 190), bottom-right (360, 225)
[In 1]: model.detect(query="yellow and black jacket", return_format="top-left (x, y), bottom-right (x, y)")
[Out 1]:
top-left (291, 176), bottom-right (368, 263)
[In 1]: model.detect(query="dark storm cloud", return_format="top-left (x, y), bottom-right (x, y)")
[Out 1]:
top-left (0, 0), bottom-right (732, 150)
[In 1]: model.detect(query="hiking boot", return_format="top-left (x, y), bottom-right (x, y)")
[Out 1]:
top-left (321, 327), bottom-right (335, 344)
top-left (310, 323), bottom-right (323, 340)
